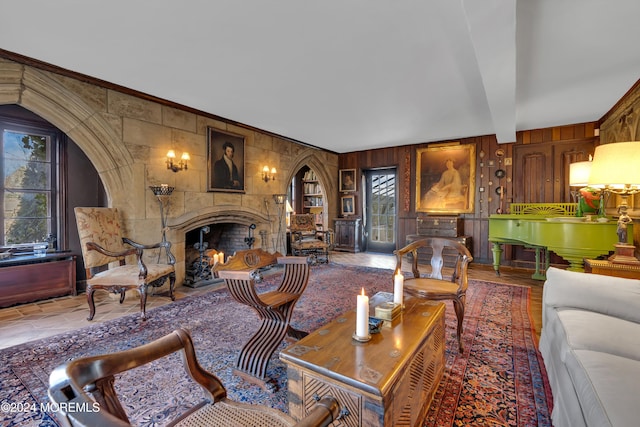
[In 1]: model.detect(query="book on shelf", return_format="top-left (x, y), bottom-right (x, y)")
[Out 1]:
top-left (303, 182), bottom-right (322, 195)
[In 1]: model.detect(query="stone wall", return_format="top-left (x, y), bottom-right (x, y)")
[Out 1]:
top-left (0, 57), bottom-right (339, 284)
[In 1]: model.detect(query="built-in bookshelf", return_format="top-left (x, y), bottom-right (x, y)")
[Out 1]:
top-left (301, 169), bottom-right (324, 227)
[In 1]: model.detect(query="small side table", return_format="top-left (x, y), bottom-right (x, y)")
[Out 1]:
top-left (584, 259), bottom-right (640, 280)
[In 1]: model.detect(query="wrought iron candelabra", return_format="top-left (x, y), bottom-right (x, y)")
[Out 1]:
top-left (149, 185), bottom-right (174, 262)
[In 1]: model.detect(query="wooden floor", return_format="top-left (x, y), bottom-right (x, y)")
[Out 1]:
top-left (0, 251), bottom-right (544, 350)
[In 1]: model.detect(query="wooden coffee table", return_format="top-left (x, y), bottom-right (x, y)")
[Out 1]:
top-left (280, 294), bottom-right (445, 426)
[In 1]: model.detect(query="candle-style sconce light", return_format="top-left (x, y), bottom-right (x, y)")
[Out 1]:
top-left (262, 165), bottom-right (277, 182)
top-left (166, 150), bottom-right (190, 172)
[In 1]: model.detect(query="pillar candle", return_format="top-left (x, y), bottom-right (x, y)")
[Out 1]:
top-left (393, 272), bottom-right (404, 306)
top-left (356, 288), bottom-right (369, 338)
top-left (218, 252), bottom-right (224, 263)
top-left (212, 254), bottom-right (219, 264)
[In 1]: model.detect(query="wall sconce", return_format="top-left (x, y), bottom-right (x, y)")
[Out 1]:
top-left (262, 165), bottom-right (277, 182)
top-left (166, 150), bottom-right (190, 172)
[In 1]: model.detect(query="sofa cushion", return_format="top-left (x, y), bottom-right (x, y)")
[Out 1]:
top-left (544, 267), bottom-right (640, 324)
top-left (565, 349), bottom-right (640, 427)
top-left (548, 308), bottom-right (640, 362)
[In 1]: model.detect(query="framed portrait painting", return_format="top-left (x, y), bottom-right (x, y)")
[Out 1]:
top-left (339, 169), bottom-right (356, 192)
top-left (207, 127), bottom-right (245, 193)
top-left (341, 195), bottom-right (355, 216)
top-left (415, 143), bottom-right (476, 214)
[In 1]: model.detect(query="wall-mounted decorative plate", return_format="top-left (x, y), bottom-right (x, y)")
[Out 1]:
top-left (495, 169), bottom-right (506, 178)
top-left (495, 148), bottom-right (505, 157)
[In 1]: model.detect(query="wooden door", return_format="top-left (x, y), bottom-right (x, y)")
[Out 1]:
top-left (514, 139), bottom-right (595, 204)
top-left (514, 144), bottom-right (553, 203)
top-left (512, 139), bottom-right (596, 266)
top-left (554, 140), bottom-right (596, 202)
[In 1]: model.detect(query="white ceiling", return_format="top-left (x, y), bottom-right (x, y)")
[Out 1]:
top-left (2, 0), bottom-right (639, 153)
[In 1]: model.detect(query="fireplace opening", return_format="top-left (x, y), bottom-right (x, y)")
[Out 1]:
top-left (183, 222), bottom-right (258, 287)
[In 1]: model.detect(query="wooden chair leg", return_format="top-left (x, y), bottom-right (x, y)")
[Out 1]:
top-left (169, 274), bottom-right (176, 301)
top-left (453, 297), bottom-right (465, 353)
top-left (138, 287), bottom-right (148, 321)
top-left (86, 286), bottom-right (96, 321)
top-left (235, 309), bottom-right (289, 391)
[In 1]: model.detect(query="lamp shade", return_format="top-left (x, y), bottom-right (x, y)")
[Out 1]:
top-left (588, 141), bottom-right (640, 190)
top-left (569, 161), bottom-right (591, 187)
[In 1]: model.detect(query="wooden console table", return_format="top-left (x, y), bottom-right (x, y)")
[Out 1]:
top-left (0, 252), bottom-right (76, 308)
top-left (584, 259), bottom-right (640, 280)
top-left (281, 295), bottom-right (445, 426)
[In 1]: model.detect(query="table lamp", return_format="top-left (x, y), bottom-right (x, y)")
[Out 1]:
top-left (569, 159), bottom-right (592, 217)
top-left (588, 141), bottom-right (640, 265)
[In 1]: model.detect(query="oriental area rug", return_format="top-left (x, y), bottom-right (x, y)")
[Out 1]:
top-left (0, 264), bottom-right (552, 427)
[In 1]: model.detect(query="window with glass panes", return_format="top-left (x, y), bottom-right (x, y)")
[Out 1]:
top-left (1, 125), bottom-right (57, 247)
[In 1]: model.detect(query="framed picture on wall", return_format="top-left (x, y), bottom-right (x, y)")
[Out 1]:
top-left (207, 127), bottom-right (245, 193)
top-left (415, 143), bottom-right (476, 214)
top-left (341, 195), bottom-right (355, 216)
top-left (339, 169), bottom-right (356, 192)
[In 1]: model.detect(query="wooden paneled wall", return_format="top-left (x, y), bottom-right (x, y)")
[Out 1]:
top-left (338, 122), bottom-right (598, 265)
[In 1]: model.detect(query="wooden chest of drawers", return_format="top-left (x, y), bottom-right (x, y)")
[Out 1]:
top-left (405, 234), bottom-right (472, 268)
top-left (410, 216), bottom-right (471, 267)
top-left (416, 216), bottom-right (463, 237)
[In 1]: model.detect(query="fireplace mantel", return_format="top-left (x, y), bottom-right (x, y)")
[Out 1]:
top-left (168, 206), bottom-right (271, 234)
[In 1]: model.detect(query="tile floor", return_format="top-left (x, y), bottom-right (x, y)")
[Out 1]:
top-left (0, 251), bottom-right (543, 350)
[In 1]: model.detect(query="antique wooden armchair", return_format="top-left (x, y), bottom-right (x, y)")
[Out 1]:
top-left (289, 214), bottom-right (332, 264)
top-left (74, 207), bottom-right (176, 320)
top-left (216, 253), bottom-right (310, 390)
top-left (394, 237), bottom-right (473, 352)
top-left (48, 328), bottom-right (339, 427)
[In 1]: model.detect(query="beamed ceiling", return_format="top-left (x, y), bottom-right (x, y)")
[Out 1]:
top-left (2, 0), bottom-right (640, 153)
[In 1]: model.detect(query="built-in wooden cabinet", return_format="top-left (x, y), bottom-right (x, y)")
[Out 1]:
top-left (333, 218), bottom-right (362, 252)
top-left (0, 253), bottom-right (76, 307)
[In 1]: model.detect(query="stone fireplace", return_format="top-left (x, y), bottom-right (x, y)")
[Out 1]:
top-left (168, 205), bottom-right (274, 286)
top-left (183, 222), bottom-right (261, 286)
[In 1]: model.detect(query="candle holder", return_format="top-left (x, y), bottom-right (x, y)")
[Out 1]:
top-left (352, 332), bottom-right (372, 342)
top-left (149, 185), bottom-right (175, 196)
top-left (149, 185), bottom-right (174, 263)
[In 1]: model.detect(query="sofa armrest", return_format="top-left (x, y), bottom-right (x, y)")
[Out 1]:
top-left (544, 267), bottom-right (640, 324)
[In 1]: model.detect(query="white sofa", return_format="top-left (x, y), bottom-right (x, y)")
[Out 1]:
top-left (540, 267), bottom-right (640, 427)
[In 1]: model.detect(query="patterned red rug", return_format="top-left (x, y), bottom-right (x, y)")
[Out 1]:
top-left (0, 263), bottom-right (552, 426)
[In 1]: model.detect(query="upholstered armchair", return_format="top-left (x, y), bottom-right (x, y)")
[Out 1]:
top-left (289, 214), bottom-right (332, 264)
top-left (74, 207), bottom-right (176, 321)
top-left (48, 328), bottom-right (340, 427)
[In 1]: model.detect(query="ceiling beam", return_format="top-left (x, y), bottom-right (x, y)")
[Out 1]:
top-left (462, 0), bottom-right (516, 143)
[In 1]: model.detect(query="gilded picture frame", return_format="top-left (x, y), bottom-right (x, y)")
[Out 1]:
top-left (207, 127), bottom-right (246, 193)
top-left (339, 169), bottom-right (356, 192)
top-left (341, 195), bottom-right (355, 216)
top-left (416, 143), bottom-right (476, 214)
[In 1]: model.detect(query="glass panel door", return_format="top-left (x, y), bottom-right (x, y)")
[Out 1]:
top-left (365, 168), bottom-right (396, 253)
